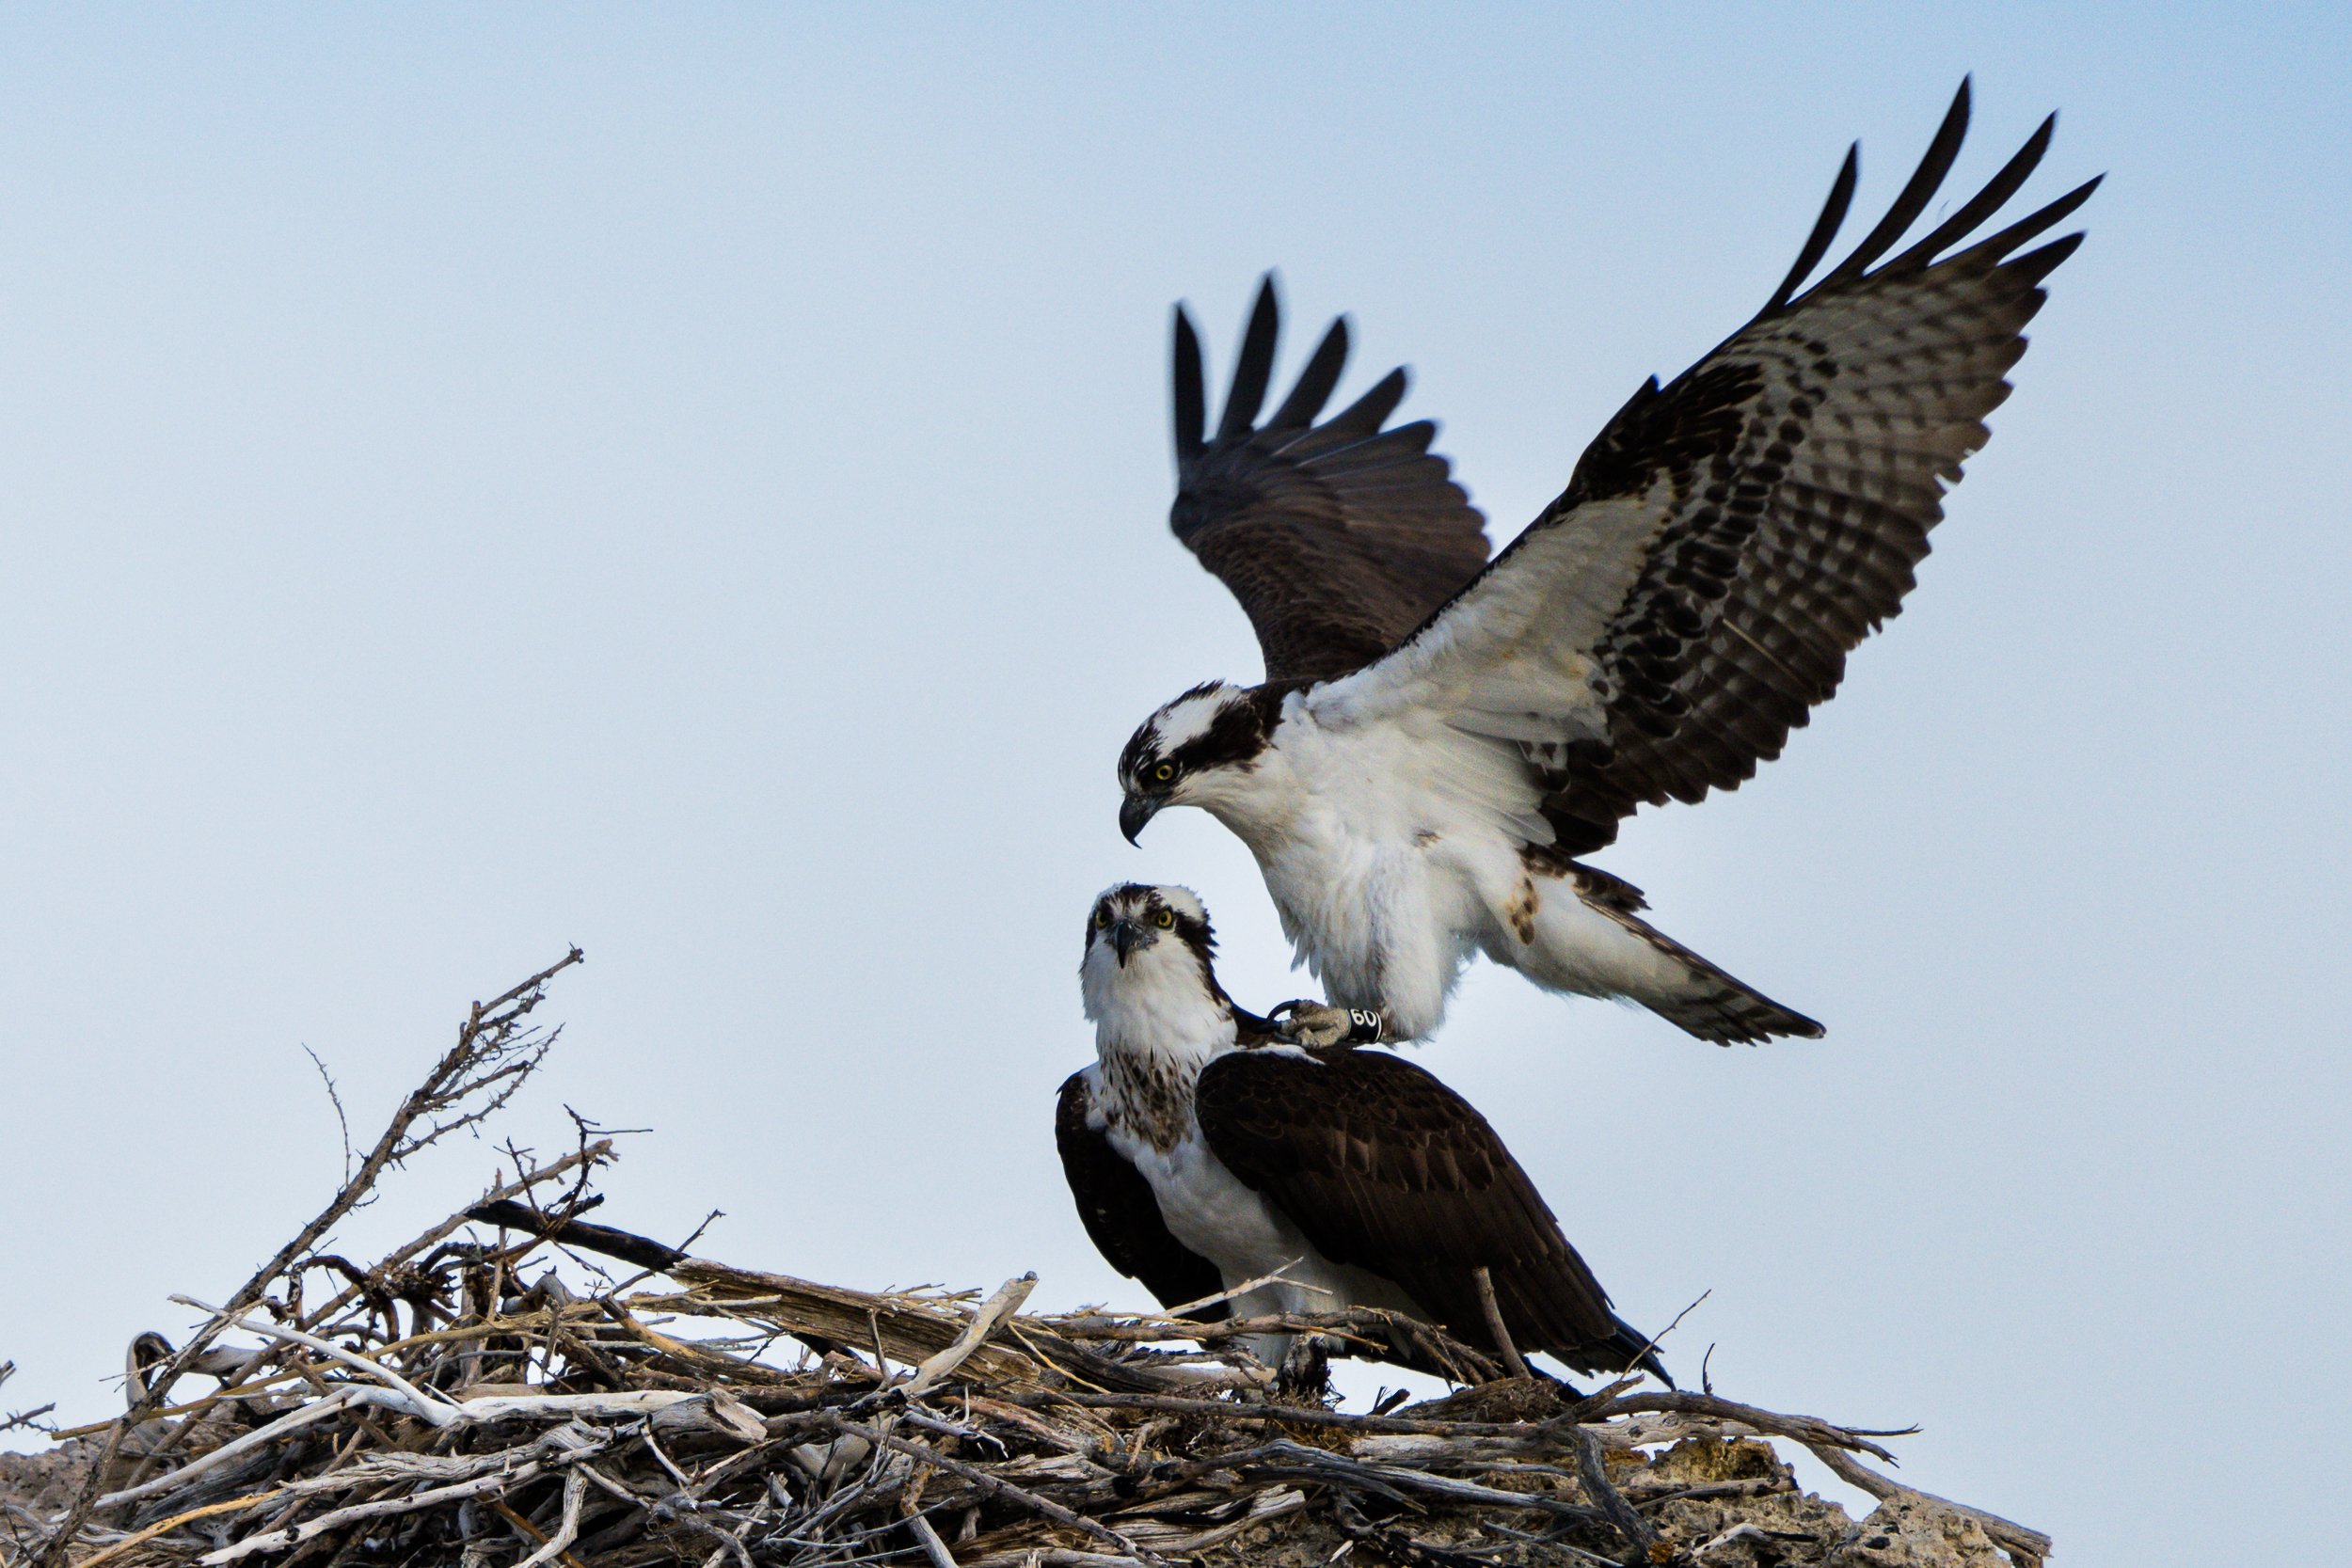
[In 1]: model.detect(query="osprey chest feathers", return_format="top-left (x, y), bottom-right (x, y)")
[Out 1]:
top-left (1085, 1037), bottom-right (1318, 1304)
top-left (1206, 711), bottom-right (1519, 1022)
top-left (1083, 955), bottom-right (1236, 1155)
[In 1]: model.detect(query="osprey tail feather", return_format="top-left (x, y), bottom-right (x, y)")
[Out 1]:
top-left (1492, 861), bottom-right (1822, 1046)
top-left (1605, 1315), bottom-right (1676, 1389)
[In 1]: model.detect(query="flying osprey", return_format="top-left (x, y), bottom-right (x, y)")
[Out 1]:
top-left (1114, 84), bottom-right (2096, 1046)
top-left (1057, 881), bottom-right (1669, 1385)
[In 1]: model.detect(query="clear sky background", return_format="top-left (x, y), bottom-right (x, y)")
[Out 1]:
top-left (1, 6), bottom-right (2344, 1562)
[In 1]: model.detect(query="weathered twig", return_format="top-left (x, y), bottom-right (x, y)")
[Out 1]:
top-left (0, 1361), bottom-right (53, 1439)
top-left (1569, 1424), bottom-right (1660, 1564)
top-left (1242, 1440), bottom-right (1604, 1523)
top-left (92, 1389), bottom-right (367, 1510)
top-left (513, 1468), bottom-right (590, 1568)
top-left (905, 1513), bottom-right (959, 1568)
top-left (1807, 1441), bottom-right (2052, 1564)
top-left (1593, 1390), bottom-right (1908, 1463)
top-left (889, 1275), bottom-right (1036, 1402)
top-left (1468, 1268), bottom-right (1527, 1380)
top-left (819, 1415), bottom-right (1161, 1566)
top-left (167, 1300), bottom-right (453, 1420)
top-left (297, 1138), bottom-right (613, 1335)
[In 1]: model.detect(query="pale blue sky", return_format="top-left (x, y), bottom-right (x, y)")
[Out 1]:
top-left (1, 7), bottom-right (2344, 1562)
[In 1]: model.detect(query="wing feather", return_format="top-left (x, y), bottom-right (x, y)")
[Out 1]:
top-left (1813, 77), bottom-right (1975, 290)
top-left (1171, 309), bottom-right (1207, 459)
top-left (1764, 144), bottom-right (1859, 313)
top-left (1055, 1071), bottom-right (1227, 1317)
top-left (1217, 277), bottom-right (1282, 439)
top-left (1168, 280), bottom-right (1492, 685)
top-left (1195, 1050), bottom-right (1663, 1379)
top-left (1314, 84), bottom-right (2097, 853)
top-left (1267, 317), bottom-right (1349, 430)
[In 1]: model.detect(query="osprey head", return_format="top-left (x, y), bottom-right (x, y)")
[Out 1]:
top-left (1117, 682), bottom-right (1271, 843)
top-left (1080, 882), bottom-right (1218, 1013)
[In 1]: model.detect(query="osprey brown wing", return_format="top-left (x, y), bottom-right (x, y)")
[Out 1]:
top-left (1194, 1049), bottom-right (1663, 1380)
top-left (1171, 278), bottom-right (1492, 686)
top-left (1055, 1071), bottom-right (1227, 1319)
top-left (1324, 81), bottom-right (2099, 854)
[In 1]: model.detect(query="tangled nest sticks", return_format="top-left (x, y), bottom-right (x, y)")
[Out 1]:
top-left (1, 956), bottom-right (2052, 1568)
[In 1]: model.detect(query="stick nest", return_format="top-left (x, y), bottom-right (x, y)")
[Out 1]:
top-left (1, 955), bottom-right (2051, 1568)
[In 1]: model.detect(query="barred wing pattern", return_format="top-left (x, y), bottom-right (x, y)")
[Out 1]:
top-left (1194, 1048), bottom-right (1666, 1381)
top-left (1317, 82), bottom-right (2098, 854)
top-left (1171, 280), bottom-right (1493, 686)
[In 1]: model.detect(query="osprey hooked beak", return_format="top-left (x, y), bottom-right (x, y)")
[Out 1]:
top-left (1107, 916), bottom-right (1152, 964)
top-left (1119, 792), bottom-right (1163, 846)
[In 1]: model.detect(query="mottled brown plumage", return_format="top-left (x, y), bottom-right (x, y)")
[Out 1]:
top-left (1510, 88), bottom-right (2096, 851)
top-left (1194, 1046), bottom-right (1664, 1381)
top-left (1171, 283), bottom-right (1493, 685)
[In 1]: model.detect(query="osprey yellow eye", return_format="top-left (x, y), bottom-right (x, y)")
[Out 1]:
top-left (1153, 763), bottom-right (1174, 782)
top-left (1094, 909), bottom-right (1111, 928)
top-left (1154, 909), bottom-right (1175, 929)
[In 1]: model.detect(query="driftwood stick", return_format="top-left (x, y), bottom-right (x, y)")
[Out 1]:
top-left (1041, 1306), bottom-right (1470, 1352)
top-left (1569, 1424), bottom-right (1661, 1563)
top-left (821, 1415), bottom-right (1163, 1566)
top-left (1595, 1391), bottom-right (1907, 1463)
top-left (48, 1365), bottom-right (328, 1440)
top-left (465, 1201), bottom-right (688, 1275)
top-left (65, 1488), bottom-right (298, 1568)
top-left (346, 1385), bottom-right (710, 1428)
top-left (907, 1513), bottom-right (961, 1568)
top-left (894, 1275), bottom-right (1037, 1401)
top-left (1242, 1440), bottom-right (1603, 1523)
top-left (1005, 1389), bottom-right (1558, 1438)
top-left (635, 1261), bottom-right (1041, 1386)
top-left (1806, 1442), bottom-right (2052, 1563)
top-left (168, 1299), bottom-right (454, 1420)
top-left (196, 1460), bottom-right (556, 1564)
top-left (511, 1468), bottom-right (590, 1568)
top-left (1152, 1262), bottom-right (1330, 1320)
top-left (94, 1387), bottom-right (365, 1509)
top-left (1469, 1267), bottom-right (1528, 1380)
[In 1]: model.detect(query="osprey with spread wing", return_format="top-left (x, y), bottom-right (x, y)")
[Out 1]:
top-left (1115, 83), bottom-right (2097, 1046)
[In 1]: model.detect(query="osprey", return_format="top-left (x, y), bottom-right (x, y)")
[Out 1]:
top-left (1115, 84), bottom-right (2097, 1046)
top-left (1056, 881), bottom-right (1669, 1385)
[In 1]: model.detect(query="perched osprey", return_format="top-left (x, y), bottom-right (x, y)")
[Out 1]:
top-left (1115, 84), bottom-right (2096, 1046)
top-left (1057, 881), bottom-right (1669, 1385)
